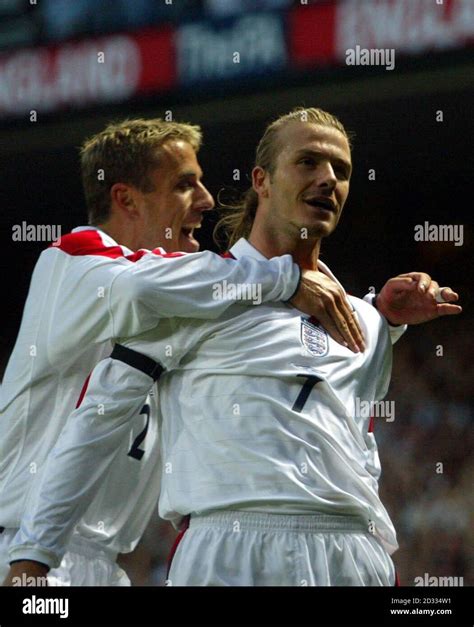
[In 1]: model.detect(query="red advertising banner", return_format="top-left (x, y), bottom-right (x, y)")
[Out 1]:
top-left (0, 28), bottom-right (175, 117)
top-left (289, 3), bottom-right (337, 67)
top-left (135, 27), bottom-right (175, 94)
top-left (289, 0), bottom-right (473, 70)
top-left (336, 0), bottom-right (473, 55)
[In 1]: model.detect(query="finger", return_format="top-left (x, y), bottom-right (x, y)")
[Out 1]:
top-left (436, 304), bottom-right (462, 316)
top-left (316, 312), bottom-right (350, 349)
top-left (417, 273), bottom-right (432, 294)
top-left (386, 277), bottom-right (418, 293)
top-left (438, 287), bottom-right (459, 302)
top-left (427, 280), bottom-right (440, 300)
top-left (338, 295), bottom-right (365, 350)
top-left (395, 272), bottom-right (432, 293)
top-left (325, 297), bottom-right (360, 353)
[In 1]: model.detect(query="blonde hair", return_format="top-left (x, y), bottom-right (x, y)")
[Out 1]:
top-left (80, 118), bottom-right (202, 224)
top-left (214, 107), bottom-right (352, 248)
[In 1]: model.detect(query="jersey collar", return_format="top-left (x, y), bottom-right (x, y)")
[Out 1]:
top-left (72, 226), bottom-right (133, 255)
top-left (230, 237), bottom-right (346, 294)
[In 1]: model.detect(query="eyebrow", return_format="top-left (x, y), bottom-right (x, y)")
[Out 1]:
top-left (176, 170), bottom-right (202, 183)
top-left (294, 149), bottom-right (352, 173)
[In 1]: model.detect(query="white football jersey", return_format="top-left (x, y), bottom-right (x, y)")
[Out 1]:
top-left (1, 228), bottom-right (299, 559)
top-left (9, 238), bottom-right (405, 567)
top-left (151, 239), bottom-right (404, 555)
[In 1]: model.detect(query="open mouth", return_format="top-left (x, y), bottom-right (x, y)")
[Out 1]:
top-left (180, 225), bottom-right (204, 249)
top-left (303, 197), bottom-right (336, 212)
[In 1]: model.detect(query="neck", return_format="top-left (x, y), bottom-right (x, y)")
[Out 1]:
top-left (248, 217), bottom-right (321, 270)
top-left (95, 218), bottom-right (143, 251)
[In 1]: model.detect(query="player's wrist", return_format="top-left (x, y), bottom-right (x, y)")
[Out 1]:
top-left (10, 559), bottom-right (50, 571)
top-left (373, 293), bottom-right (402, 327)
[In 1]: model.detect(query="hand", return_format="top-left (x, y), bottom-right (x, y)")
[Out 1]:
top-left (290, 269), bottom-right (365, 353)
top-left (2, 560), bottom-right (49, 586)
top-left (375, 272), bottom-right (462, 325)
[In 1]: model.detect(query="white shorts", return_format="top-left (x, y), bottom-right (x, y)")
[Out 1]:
top-left (0, 529), bottom-right (130, 586)
top-left (167, 511), bottom-right (396, 586)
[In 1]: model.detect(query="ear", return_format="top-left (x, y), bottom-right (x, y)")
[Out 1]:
top-left (110, 183), bottom-right (140, 219)
top-left (252, 166), bottom-right (270, 199)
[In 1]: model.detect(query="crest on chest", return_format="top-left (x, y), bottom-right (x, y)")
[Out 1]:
top-left (300, 316), bottom-right (329, 357)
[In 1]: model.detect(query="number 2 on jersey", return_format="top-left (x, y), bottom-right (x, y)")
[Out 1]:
top-left (292, 374), bottom-right (323, 412)
top-left (127, 403), bottom-right (150, 461)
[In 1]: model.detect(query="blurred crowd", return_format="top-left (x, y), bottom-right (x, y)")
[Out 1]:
top-left (117, 318), bottom-right (473, 586)
top-left (378, 321), bottom-right (473, 586)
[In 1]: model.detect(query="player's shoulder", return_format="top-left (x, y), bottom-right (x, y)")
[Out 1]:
top-left (48, 229), bottom-right (127, 259)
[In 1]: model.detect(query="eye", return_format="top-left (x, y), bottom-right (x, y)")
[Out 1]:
top-left (299, 158), bottom-right (315, 167)
top-left (334, 166), bottom-right (350, 180)
top-left (177, 180), bottom-right (194, 190)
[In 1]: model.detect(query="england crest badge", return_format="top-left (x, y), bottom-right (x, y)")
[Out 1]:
top-left (300, 317), bottom-right (328, 357)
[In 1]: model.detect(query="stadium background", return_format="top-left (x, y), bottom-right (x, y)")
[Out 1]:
top-left (0, 0), bottom-right (472, 587)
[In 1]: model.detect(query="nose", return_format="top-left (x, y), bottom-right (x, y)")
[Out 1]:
top-left (194, 182), bottom-right (215, 212)
top-left (316, 161), bottom-right (337, 191)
